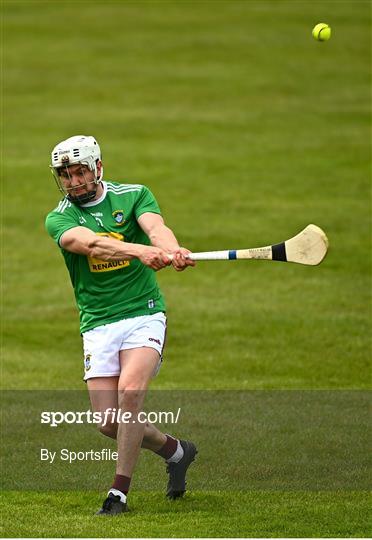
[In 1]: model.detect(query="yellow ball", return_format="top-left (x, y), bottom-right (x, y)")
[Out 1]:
top-left (312, 23), bottom-right (331, 41)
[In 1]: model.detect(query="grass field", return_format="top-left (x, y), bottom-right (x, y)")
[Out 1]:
top-left (2, 0), bottom-right (371, 537)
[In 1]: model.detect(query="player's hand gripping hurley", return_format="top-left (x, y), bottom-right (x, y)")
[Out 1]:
top-left (171, 224), bottom-right (328, 266)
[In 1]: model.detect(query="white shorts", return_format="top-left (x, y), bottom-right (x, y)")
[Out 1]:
top-left (82, 312), bottom-right (167, 381)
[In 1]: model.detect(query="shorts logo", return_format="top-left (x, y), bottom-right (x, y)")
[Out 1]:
top-left (112, 210), bottom-right (125, 225)
top-left (84, 354), bottom-right (92, 371)
top-left (149, 337), bottom-right (161, 346)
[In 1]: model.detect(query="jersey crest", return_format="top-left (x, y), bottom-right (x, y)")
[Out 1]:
top-left (112, 210), bottom-right (125, 225)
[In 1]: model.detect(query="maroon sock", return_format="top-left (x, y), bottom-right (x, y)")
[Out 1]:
top-left (111, 474), bottom-right (131, 495)
top-left (155, 434), bottom-right (178, 460)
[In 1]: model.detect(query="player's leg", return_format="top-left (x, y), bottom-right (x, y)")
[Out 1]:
top-left (88, 371), bottom-right (196, 509)
top-left (141, 421), bottom-right (167, 450)
top-left (115, 312), bottom-right (197, 501)
top-left (87, 376), bottom-right (119, 438)
top-left (90, 313), bottom-right (197, 513)
top-left (98, 346), bottom-right (159, 514)
top-left (86, 372), bottom-right (177, 452)
top-left (115, 346), bottom-right (159, 474)
top-left (116, 355), bottom-right (197, 500)
top-left (106, 346), bottom-right (197, 505)
top-left (87, 376), bottom-right (169, 446)
top-left (87, 376), bottom-right (129, 515)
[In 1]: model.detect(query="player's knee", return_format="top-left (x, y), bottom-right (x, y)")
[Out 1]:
top-left (118, 387), bottom-right (146, 411)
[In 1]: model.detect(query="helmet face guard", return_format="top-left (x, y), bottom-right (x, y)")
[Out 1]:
top-left (50, 135), bottom-right (103, 205)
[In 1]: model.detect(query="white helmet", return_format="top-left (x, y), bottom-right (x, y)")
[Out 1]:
top-left (50, 135), bottom-right (103, 204)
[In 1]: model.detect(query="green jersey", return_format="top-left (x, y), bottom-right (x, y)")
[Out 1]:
top-left (45, 181), bottom-right (166, 333)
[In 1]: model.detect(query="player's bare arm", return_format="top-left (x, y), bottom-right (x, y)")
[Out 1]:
top-left (60, 226), bottom-right (171, 271)
top-left (138, 212), bottom-right (195, 272)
